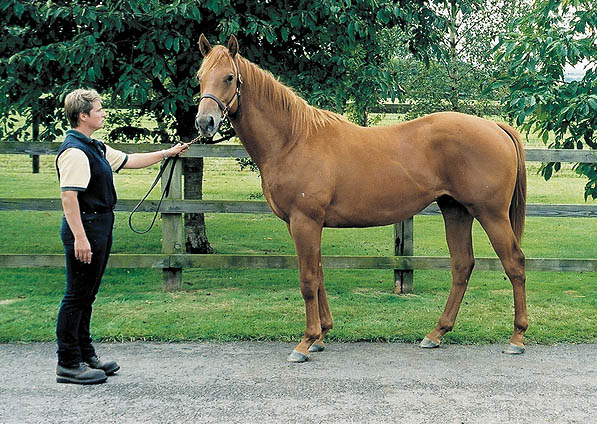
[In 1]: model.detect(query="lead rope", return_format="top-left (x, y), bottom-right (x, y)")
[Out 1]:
top-left (128, 135), bottom-right (203, 234)
top-left (130, 69), bottom-right (242, 233)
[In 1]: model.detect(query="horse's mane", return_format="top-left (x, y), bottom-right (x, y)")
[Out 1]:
top-left (198, 46), bottom-right (348, 137)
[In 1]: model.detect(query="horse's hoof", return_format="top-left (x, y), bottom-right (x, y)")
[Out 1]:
top-left (502, 343), bottom-right (525, 355)
top-left (420, 336), bottom-right (440, 349)
top-left (287, 350), bottom-right (309, 363)
top-left (309, 343), bottom-right (325, 353)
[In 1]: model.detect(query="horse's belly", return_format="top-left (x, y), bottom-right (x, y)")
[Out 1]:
top-left (323, 190), bottom-right (435, 228)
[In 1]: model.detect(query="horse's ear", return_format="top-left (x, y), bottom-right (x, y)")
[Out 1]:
top-left (227, 35), bottom-right (239, 58)
top-left (198, 34), bottom-right (212, 57)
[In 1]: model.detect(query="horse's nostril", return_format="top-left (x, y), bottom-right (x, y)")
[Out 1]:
top-left (197, 114), bottom-right (217, 134)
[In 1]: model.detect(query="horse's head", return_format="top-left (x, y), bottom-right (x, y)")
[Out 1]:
top-left (195, 34), bottom-right (242, 139)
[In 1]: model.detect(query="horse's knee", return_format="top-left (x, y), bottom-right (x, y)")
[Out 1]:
top-left (299, 271), bottom-right (320, 297)
top-left (452, 258), bottom-right (474, 280)
top-left (300, 282), bottom-right (318, 301)
top-left (507, 264), bottom-right (526, 285)
top-left (450, 257), bottom-right (474, 288)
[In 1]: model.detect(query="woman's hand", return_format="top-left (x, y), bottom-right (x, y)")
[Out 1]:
top-left (164, 142), bottom-right (190, 158)
top-left (74, 236), bottom-right (92, 264)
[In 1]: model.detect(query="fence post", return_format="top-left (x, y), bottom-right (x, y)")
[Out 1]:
top-left (161, 158), bottom-right (183, 291)
top-left (394, 218), bottom-right (414, 294)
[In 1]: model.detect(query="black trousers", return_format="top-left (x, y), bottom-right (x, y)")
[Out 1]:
top-left (57, 212), bottom-right (114, 366)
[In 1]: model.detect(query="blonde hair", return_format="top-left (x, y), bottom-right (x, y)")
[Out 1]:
top-left (64, 89), bottom-right (101, 127)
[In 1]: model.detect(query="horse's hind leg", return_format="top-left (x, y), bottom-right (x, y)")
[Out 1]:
top-left (477, 212), bottom-right (527, 354)
top-left (421, 197), bottom-right (475, 348)
top-left (309, 277), bottom-right (333, 353)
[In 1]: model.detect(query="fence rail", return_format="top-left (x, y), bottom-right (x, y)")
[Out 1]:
top-left (1, 253), bottom-right (596, 272)
top-left (1, 141), bottom-right (596, 293)
top-left (3, 141), bottom-right (597, 163)
top-left (2, 198), bottom-right (597, 218)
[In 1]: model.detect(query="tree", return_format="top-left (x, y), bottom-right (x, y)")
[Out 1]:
top-left (1, 0), bottom-right (444, 251)
top-left (1, 0), bottom-right (217, 252)
top-left (494, 0), bottom-right (597, 199)
top-left (391, 0), bottom-right (526, 119)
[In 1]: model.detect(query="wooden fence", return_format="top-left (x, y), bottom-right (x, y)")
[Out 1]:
top-left (1, 142), bottom-right (597, 293)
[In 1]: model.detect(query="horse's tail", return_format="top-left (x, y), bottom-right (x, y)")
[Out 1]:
top-left (497, 122), bottom-right (527, 243)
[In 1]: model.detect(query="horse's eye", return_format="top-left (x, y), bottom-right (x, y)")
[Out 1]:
top-left (226, 74), bottom-right (234, 83)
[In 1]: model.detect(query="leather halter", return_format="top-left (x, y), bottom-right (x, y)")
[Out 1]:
top-left (199, 73), bottom-right (243, 120)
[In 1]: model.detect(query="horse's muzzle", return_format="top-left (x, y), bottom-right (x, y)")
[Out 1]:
top-left (195, 113), bottom-right (220, 139)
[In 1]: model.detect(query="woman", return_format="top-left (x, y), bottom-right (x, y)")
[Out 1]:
top-left (55, 89), bottom-right (189, 384)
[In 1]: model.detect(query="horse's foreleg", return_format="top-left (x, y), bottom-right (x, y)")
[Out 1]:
top-left (478, 214), bottom-right (527, 354)
top-left (287, 214), bottom-right (324, 363)
top-left (422, 199), bottom-right (474, 348)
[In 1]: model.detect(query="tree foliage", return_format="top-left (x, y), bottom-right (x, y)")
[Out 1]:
top-left (0, 0), bottom-right (445, 252)
top-left (494, 0), bottom-right (597, 199)
top-left (393, 0), bottom-right (526, 119)
top-left (0, 0), bottom-right (444, 141)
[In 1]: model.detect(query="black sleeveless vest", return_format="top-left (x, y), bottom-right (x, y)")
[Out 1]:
top-left (56, 130), bottom-right (117, 213)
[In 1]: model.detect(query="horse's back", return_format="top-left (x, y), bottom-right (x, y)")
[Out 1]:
top-left (324, 111), bottom-right (518, 188)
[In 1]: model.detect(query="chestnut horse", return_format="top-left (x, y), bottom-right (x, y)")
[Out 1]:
top-left (195, 35), bottom-right (528, 362)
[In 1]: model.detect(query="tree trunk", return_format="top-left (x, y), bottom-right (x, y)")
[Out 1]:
top-left (32, 115), bottom-right (39, 174)
top-left (176, 108), bottom-right (213, 254)
top-left (448, 0), bottom-right (460, 112)
top-left (183, 156), bottom-right (213, 253)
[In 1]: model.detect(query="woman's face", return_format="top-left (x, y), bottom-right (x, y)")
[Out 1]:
top-left (81, 101), bottom-right (105, 131)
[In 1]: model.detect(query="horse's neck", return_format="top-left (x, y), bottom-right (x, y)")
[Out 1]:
top-left (232, 98), bottom-right (295, 171)
top-left (230, 66), bottom-right (299, 170)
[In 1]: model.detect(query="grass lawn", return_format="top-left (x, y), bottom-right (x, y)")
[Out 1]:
top-left (1, 121), bottom-right (596, 345)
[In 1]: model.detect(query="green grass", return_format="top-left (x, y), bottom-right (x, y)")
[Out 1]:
top-left (1, 266), bottom-right (595, 345)
top-left (1, 132), bottom-right (596, 345)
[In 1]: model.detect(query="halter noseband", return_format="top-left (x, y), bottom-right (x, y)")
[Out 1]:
top-left (199, 73), bottom-right (243, 120)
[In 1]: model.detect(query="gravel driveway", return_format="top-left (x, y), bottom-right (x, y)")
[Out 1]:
top-left (1, 341), bottom-right (595, 423)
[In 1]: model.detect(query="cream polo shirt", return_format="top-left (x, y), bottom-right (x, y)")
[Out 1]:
top-left (57, 145), bottom-right (127, 191)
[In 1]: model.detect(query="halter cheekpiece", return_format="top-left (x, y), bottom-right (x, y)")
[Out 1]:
top-left (199, 73), bottom-right (243, 120)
